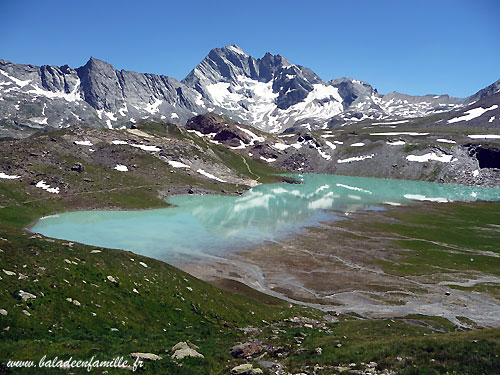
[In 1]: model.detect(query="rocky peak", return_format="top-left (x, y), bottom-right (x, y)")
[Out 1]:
top-left (469, 78), bottom-right (500, 102)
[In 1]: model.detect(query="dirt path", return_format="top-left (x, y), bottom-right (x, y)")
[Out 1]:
top-left (241, 155), bottom-right (260, 182)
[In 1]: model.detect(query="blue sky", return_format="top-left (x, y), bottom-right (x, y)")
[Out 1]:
top-left (1, 0), bottom-right (498, 97)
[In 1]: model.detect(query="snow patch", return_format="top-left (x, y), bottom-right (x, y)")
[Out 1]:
top-left (406, 153), bottom-right (453, 163)
top-left (118, 103), bottom-right (128, 117)
top-left (197, 169), bottom-right (226, 182)
top-left (130, 144), bottom-right (160, 152)
top-left (273, 143), bottom-right (290, 151)
top-left (448, 105), bottom-right (498, 123)
top-left (436, 139), bottom-right (456, 144)
top-left (171, 112), bottom-right (179, 119)
top-left (74, 140), bottom-right (93, 146)
top-left (114, 164), bottom-right (128, 172)
top-left (168, 161), bottom-right (190, 168)
top-left (325, 141), bottom-right (337, 150)
top-left (337, 154), bottom-right (374, 163)
top-left (30, 117), bottom-right (48, 125)
top-left (0, 172), bottom-right (21, 179)
top-left (236, 126), bottom-right (265, 144)
top-left (260, 156), bottom-right (277, 163)
top-left (0, 70), bottom-right (31, 87)
top-left (27, 79), bottom-right (81, 102)
top-left (36, 180), bottom-right (59, 194)
top-left (350, 142), bottom-right (365, 147)
top-left (386, 140), bottom-right (405, 146)
top-left (143, 98), bottom-right (163, 114)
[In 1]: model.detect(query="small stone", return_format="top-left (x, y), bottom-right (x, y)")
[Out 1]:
top-left (107, 275), bottom-right (117, 283)
top-left (3, 269), bottom-right (16, 276)
top-left (139, 262), bottom-right (148, 268)
top-left (315, 347), bottom-right (322, 355)
top-left (22, 310), bottom-right (31, 317)
top-left (18, 290), bottom-right (36, 301)
top-left (0, 309), bottom-right (7, 316)
top-left (336, 343), bottom-right (342, 348)
top-left (72, 300), bottom-right (81, 306)
top-left (90, 250), bottom-right (102, 254)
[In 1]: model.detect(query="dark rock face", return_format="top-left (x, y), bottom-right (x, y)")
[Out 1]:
top-left (186, 113), bottom-right (252, 147)
top-left (469, 145), bottom-right (500, 169)
top-left (185, 113), bottom-right (227, 134)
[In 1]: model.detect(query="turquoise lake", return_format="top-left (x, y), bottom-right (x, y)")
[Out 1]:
top-left (31, 174), bottom-right (500, 262)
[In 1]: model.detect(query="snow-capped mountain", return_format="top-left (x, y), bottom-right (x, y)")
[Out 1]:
top-left (0, 45), bottom-right (497, 138)
top-left (182, 46), bottom-right (471, 132)
top-left (0, 58), bottom-right (205, 138)
top-left (182, 45), bottom-right (344, 132)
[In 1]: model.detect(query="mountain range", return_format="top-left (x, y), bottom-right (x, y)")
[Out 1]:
top-left (0, 45), bottom-right (498, 138)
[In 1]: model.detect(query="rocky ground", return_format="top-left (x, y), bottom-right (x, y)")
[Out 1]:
top-left (180, 201), bottom-right (500, 329)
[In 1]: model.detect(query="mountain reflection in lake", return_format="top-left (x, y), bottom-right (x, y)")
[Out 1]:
top-left (31, 174), bottom-right (500, 262)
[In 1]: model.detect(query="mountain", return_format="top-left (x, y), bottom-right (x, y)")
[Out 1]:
top-left (182, 45), bottom-right (468, 132)
top-left (0, 45), bottom-right (498, 138)
top-left (0, 58), bottom-right (205, 138)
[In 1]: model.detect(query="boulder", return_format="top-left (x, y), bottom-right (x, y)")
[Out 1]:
top-left (230, 363), bottom-right (253, 375)
top-left (171, 348), bottom-right (204, 360)
top-left (230, 342), bottom-right (263, 358)
top-left (71, 163), bottom-right (84, 172)
top-left (171, 342), bottom-right (204, 360)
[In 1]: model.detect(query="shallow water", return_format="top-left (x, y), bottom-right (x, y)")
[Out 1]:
top-left (31, 174), bottom-right (500, 262)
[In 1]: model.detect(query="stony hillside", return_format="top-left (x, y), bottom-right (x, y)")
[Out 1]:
top-left (184, 113), bottom-right (500, 187)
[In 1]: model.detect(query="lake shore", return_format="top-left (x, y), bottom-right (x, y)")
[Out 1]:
top-left (176, 201), bottom-right (500, 328)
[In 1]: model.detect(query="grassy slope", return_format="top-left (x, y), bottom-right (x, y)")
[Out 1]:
top-left (0, 125), bottom-right (499, 374)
